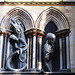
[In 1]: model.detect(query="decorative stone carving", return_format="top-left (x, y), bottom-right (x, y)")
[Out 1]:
top-left (44, 33), bottom-right (56, 72)
top-left (7, 19), bottom-right (28, 71)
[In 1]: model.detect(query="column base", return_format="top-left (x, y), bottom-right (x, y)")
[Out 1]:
top-left (0, 68), bottom-right (5, 71)
top-left (25, 68), bottom-right (43, 73)
top-left (58, 69), bottom-right (71, 72)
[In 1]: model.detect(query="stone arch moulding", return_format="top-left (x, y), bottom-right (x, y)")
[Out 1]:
top-left (0, 7), bottom-right (34, 33)
top-left (35, 7), bottom-right (70, 31)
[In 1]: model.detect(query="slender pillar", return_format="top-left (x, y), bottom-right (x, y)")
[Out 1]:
top-left (56, 29), bottom-right (70, 70)
top-left (59, 37), bottom-right (63, 70)
top-left (29, 37), bottom-right (32, 68)
top-left (62, 36), bottom-right (66, 69)
top-left (38, 37), bottom-right (42, 70)
top-left (27, 38), bottom-right (30, 69)
top-left (6, 37), bottom-right (10, 59)
top-left (66, 35), bottom-right (70, 69)
top-left (2, 35), bottom-right (7, 69)
top-left (24, 28), bottom-right (45, 72)
top-left (0, 34), bottom-right (4, 71)
top-left (32, 35), bottom-right (37, 69)
top-left (6, 37), bottom-right (10, 69)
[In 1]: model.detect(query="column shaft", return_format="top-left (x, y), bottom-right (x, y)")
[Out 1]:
top-left (32, 35), bottom-right (36, 68)
top-left (66, 36), bottom-right (70, 69)
top-left (59, 37), bottom-right (63, 70)
top-left (38, 37), bottom-right (42, 70)
top-left (6, 37), bottom-right (10, 69)
top-left (27, 38), bottom-right (30, 69)
top-left (62, 36), bottom-right (66, 69)
top-left (0, 35), bottom-right (4, 70)
top-left (2, 35), bottom-right (7, 69)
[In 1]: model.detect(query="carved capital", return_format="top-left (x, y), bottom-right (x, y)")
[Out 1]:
top-left (56, 28), bottom-right (70, 37)
top-left (0, 31), bottom-right (11, 36)
top-left (24, 28), bottom-right (45, 37)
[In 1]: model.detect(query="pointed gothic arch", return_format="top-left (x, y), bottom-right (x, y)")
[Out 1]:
top-left (35, 7), bottom-right (70, 30)
top-left (0, 7), bottom-right (34, 32)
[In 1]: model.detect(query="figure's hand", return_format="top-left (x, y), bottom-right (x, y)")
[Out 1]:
top-left (45, 54), bottom-right (49, 61)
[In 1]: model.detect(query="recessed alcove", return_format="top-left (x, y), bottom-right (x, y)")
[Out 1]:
top-left (42, 21), bottom-right (60, 72)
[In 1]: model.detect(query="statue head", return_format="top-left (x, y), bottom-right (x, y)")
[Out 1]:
top-left (46, 33), bottom-right (56, 45)
top-left (11, 19), bottom-right (21, 34)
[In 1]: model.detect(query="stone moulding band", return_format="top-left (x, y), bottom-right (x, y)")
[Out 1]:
top-left (0, 2), bottom-right (75, 6)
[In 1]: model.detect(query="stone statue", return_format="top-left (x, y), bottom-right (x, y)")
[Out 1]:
top-left (44, 33), bottom-right (56, 72)
top-left (7, 19), bottom-right (28, 71)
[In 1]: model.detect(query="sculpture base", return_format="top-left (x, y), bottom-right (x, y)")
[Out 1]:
top-left (25, 68), bottom-right (43, 73)
top-left (0, 68), bottom-right (5, 71)
top-left (0, 71), bottom-right (73, 75)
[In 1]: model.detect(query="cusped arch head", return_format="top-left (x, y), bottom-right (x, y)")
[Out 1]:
top-left (0, 7), bottom-right (34, 32)
top-left (35, 7), bottom-right (70, 31)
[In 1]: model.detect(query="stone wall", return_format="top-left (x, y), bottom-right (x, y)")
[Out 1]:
top-left (0, 5), bottom-right (75, 72)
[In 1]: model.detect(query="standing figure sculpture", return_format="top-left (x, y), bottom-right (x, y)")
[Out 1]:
top-left (7, 19), bottom-right (28, 71)
top-left (44, 33), bottom-right (56, 72)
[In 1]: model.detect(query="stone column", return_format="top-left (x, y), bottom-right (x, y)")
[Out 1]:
top-left (2, 34), bottom-right (7, 70)
top-left (27, 37), bottom-right (30, 69)
top-left (66, 35), bottom-right (70, 69)
top-left (56, 29), bottom-right (70, 70)
top-left (32, 35), bottom-right (37, 69)
top-left (62, 35), bottom-right (66, 69)
top-left (59, 37), bottom-right (63, 70)
top-left (6, 37), bottom-right (10, 59)
top-left (0, 31), bottom-right (10, 71)
top-left (24, 28), bottom-right (45, 72)
top-left (0, 34), bottom-right (5, 71)
top-left (38, 37), bottom-right (42, 70)
top-left (5, 37), bottom-right (10, 70)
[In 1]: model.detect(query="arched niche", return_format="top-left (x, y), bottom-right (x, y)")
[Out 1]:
top-left (35, 7), bottom-right (70, 72)
top-left (35, 7), bottom-right (70, 31)
top-left (0, 7), bottom-right (34, 71)
top-left (42, 21), bottom-right (59, 72)
top-left (0, 7), bottom-right (34, 32)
